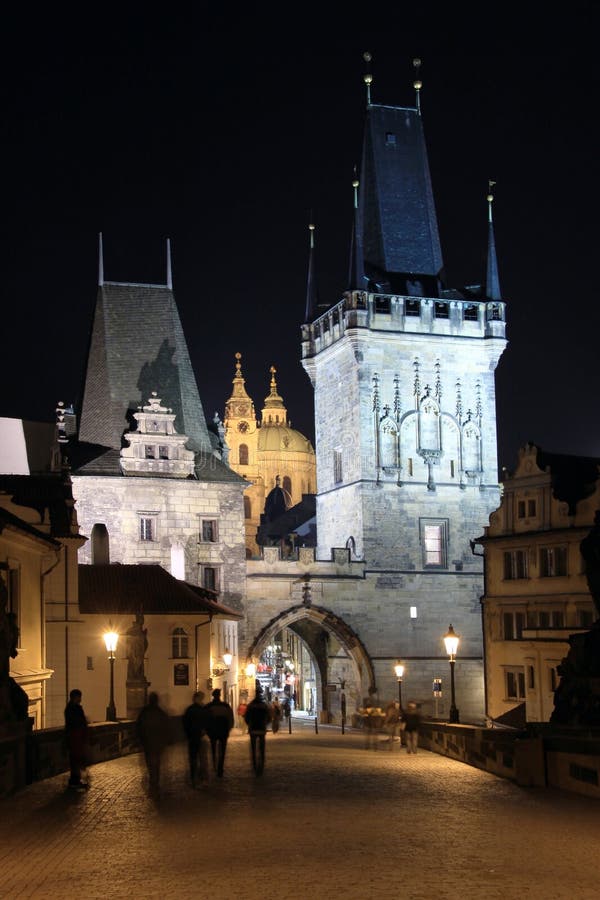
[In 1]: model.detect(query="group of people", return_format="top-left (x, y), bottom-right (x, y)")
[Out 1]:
top-left (64, 685), bottom-right (423, 796)
top-left (361, 696), bottom-right (422, 752)
top-left (237, 694), bottom-right (291, 734)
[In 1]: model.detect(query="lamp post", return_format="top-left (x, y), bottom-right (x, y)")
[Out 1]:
top-left (394, 662), bottom-right (405, 710)
top-left (103, 630), bottom-right (119, 721)
top-left (443, 624), bottom-right (460, 723)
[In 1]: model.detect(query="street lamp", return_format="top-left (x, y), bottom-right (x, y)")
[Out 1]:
top-left (443, 624), bottom-right (460, 723)
top-left (103, 630), bottom-right (119, 721)
top-left (245, 662), bottom-right (256, 679)
top-left (394, 662), bottom-right (405, 710)
top-left (223, 648), bottom-right (233, 668)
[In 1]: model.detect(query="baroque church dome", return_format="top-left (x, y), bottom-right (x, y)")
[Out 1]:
top-left (224, 354), bottom-right (316, 557)
top-left (257, 423), bottom-right (314, 454)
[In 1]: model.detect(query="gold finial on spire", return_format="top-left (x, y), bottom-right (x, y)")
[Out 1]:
top-left (363, 51), bottom-right (373, 105)
top-left (234, 351), bottom-right (242, 376)
top-left (413, 58), bottom-right (422, 114)
top-left (487, 180), bottom-right (496, 222)
top-left (270, 365), bottom-right (277, 391)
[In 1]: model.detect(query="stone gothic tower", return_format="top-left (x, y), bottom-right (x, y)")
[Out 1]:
top-left (302, 93), bottom-right (507, 573)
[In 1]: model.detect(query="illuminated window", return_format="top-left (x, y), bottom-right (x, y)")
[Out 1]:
top-left (410, 606), bottom-right (417, 619)
top-left (239, 444), bottom-right (249, 466)
top-left (171, 627), bottom-right (189, 659)
top-left (385, 132), bottom-right (397, 146)
top-left (503, 549), bottom-right (528, 579)
top-left (540, 546), bottom-right (567, 577)
top-left (420, 519), bottom-right (448, 568)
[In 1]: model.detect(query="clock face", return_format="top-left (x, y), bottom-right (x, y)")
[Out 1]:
top-left (238, 421), bottom-right (249, 433)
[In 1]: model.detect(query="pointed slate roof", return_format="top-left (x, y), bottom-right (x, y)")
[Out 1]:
top-left (79, 282), bottom-right (213, 455)
top-left (357, 104), bottom-right (443, 292)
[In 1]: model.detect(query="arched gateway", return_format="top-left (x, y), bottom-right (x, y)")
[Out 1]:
top-left (246, 604), bottom-right (375, 723)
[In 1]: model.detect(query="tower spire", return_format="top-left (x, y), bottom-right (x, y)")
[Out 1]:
top-left (304, 220), bottom-right (319, 323)
top-left (166, 237), bottom-right (173, 289)
top-left (98, 232), bottom-right (104, 286)
top-left (485, 181), bottom-right (502, 300)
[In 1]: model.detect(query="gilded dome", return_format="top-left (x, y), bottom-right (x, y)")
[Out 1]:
top-left (257, 424), bottom-right (314, 455)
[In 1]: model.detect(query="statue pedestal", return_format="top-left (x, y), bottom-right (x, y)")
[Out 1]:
top-left (126, 680), bottom-right (149, 721)
top-left (551, 623), bottom-right (600, 726)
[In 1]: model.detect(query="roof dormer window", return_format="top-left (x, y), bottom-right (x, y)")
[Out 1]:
top-left (385, 132), bottom-right (397, 146)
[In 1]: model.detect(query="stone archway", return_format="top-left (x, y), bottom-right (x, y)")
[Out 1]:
top-left (246, 604), bottom-right (375, 723)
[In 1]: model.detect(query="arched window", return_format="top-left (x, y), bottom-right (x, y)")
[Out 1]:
top-left (239, 443), bottom-right (249, 466)
top-left (171, 627), bottom-right (189, 659)
top-left (244, 496), bottom-right (252, 519)
top-left (282, 475), bottom-right (292, 497)
top-left (91, 523), bottom-right (109, 565)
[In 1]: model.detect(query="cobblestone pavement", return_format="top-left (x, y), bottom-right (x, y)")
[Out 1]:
top-left (1, 723), bottom-right (599, 900)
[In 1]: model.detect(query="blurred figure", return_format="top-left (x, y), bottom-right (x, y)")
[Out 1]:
top-left (64, 688), bottom-right (90, 789)
top-left (244, 684), bottom-right (272, 774)
top-left (403, 701), bottom-right (421, 754)
top-left (237, 694), bottom-right (248, 733)
top-left (204, 688), bottom-right (234, 777)
top-left (182, 690), bottom-right (208, 788)
top-left (383, 700), bottom-right (401, 749)
top-left (282, 697), bottom-right (291, 721)
top-left (271, 697), bottom-right (282, 733)
top-left (137, 692), bottom-right (170, 796)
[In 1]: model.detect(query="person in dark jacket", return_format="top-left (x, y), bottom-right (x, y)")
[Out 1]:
top-left (137, 692), bottom-right (170, 795)
top-left (402, 701), bottom-right (421, 754)
top-left (182, 690), bottom-right (208, 787)
top-left (64, 688), bottom-right (90, 788)
top-left (244, 686), bottom-right (272, 773)
top-left (204, 688), bottom-right (234, 777)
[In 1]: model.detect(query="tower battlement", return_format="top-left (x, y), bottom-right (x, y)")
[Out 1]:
top-left (302, 290), bottom-right (506, 360)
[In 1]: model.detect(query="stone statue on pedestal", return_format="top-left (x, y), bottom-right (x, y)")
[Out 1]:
top-left (125, 612), bottom-right (149, 720)
top-left (0, 577), bottom-right (28, 724)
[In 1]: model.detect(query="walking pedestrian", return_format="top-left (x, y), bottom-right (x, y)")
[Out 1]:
top-left (383, 700), bottom-right (401, 749)
top-left (271, 696), bottom-right (282, 733)
top-left (403, 701), bottom-right (421, 754)
top-left (64, 688), bottom-right (90, 789)
top-left (204, 688), bottom-right (234, 777)
top-left (137, 692), bottom-right (170, 796)
top-left (245, 684), bottom-right (272, 774)
top-left (182, 690), bottom-right (209, 787)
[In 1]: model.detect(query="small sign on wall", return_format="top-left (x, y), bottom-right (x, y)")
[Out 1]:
top-left (174, 663), bottom-right (189, 686)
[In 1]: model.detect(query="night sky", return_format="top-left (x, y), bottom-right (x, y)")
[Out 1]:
top-left (3, 7), bottom-right (598, 473)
